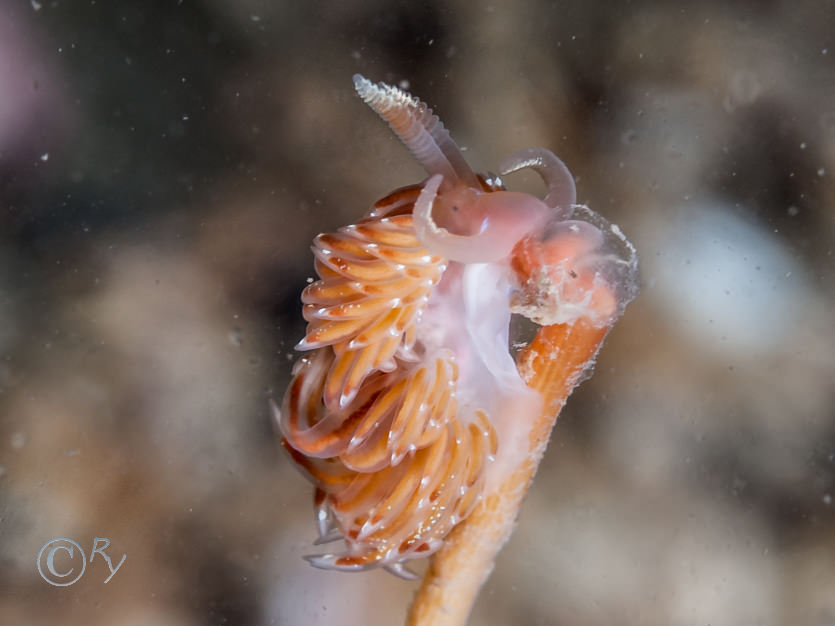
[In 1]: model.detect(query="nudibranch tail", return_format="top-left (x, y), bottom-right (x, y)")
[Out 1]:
top-left (353, 74), bottom-right (479, 188)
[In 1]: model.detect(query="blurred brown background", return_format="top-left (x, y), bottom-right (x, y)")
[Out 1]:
top-left (1, 1), bottom-right (833, 624)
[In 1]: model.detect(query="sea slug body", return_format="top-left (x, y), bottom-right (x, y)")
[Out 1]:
top-left (275, 75), bottom-right (639, 578)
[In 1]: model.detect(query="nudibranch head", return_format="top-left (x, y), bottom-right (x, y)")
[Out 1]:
top-left (276, 75), bottom-right (639, 577)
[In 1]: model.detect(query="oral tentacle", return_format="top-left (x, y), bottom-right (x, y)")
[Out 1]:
top-left (412, 174), bottom-right (490, 263)
top-left (412, 174), bottom-right (550, 263)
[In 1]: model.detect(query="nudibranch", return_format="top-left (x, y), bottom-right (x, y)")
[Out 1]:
top-left (275, 75), bottom-right (639, 579)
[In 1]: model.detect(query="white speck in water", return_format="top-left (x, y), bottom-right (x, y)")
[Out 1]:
top-left (800, 142), bottom-right (807, 150)
top-left (723, 71), bottom-right (763, 112)
top-left (823, 48), bottom-right (829, 55)
top-left (40, 153), bottom-right (49, 161)
top-left (398, 79), bottom-right (410, 90)
top-left (11, 432), bottom-right (27, 449)
top-left (250, 14), bottom-right (261, 22)
top-left (818, 168), bottom-right (826, 177)
top-left (824, 494), bottom-right (832, 505)
top-left (228, 327), bottom-right (243, 347)
top-left (620, 129), bottom-right (638, 145)
top-left (31, 0), bottom-right (42, 10)
top-left (787, 205), bottom-right (799, 217)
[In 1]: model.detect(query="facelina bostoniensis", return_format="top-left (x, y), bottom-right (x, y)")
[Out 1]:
top-left (275, 75), bottom-right (637, 578)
